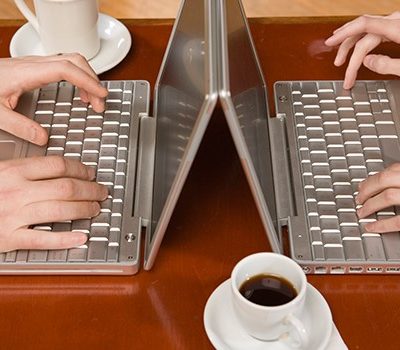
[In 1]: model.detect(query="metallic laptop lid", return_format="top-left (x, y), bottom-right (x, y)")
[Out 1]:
top-left (144, 0), bottom-right (218, 269)
top-left (217, 0), bottom-right (282, 253)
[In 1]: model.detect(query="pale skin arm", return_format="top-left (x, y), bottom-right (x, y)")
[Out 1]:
top-left (0, 54), bottom-right (109, 252)
top-left (325, 13), bottom-right (400, 231)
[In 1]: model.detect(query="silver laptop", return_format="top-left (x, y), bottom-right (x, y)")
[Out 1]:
top-left (218, 0), bottom-right (400, 274)
top-left (0, 0), bottom-right (218, 275)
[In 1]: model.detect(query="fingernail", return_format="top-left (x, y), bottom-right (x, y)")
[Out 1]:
top-left (101, 186), bottom-right (109, 200)
top-left (72, 232), bottom-right (88, 245)
top-left (93, 202), bottom-right (101, 215)
top-left (363, 55), bottom-right (373, 67)
top-left (31, 126), bottom-right (48, 145)
top-left (87, 167), bottom-right (96, 180)
top-left (333, 57), bottom-right (341, 67)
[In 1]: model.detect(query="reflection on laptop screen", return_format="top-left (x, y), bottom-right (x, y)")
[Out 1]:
top-left (147, 0), bottom-right (209, 254)
top-left (225, 0), bottom-right (278, 232)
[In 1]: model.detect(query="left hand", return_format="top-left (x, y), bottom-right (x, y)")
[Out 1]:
top-left (0, 53), bottom-right (108, 146)
top-left (325, 12), bottom-right (400, 89)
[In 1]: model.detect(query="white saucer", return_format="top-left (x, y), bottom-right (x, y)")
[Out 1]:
top-left (9, 13), bottom-right (131, 75)
top-left (204, 280), bottom-right (333, 350)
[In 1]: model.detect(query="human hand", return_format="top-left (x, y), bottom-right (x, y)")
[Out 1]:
top-left (356, 163), bottom-right (400, 233)
top-left (324, 12), bottom-right (400, 89)
top-left (0, 54), bottom-right (108, 146)
top-left (0, 156), bottom-right (108, 252)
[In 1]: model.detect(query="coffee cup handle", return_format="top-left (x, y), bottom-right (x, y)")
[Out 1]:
top-left (14, 0), bottom-right (39, 32)
top-left (284, 314), bottom-right (309, 348)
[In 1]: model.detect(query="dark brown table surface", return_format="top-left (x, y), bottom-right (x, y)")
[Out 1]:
top-left (0, 17), bottom-right (400, 350)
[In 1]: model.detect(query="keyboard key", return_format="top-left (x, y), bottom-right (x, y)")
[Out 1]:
top-left (312, 243), bottom-right (325, 260)
top-left (57, 82), bottom-right (74, 104)
top-left (88, 240), bottom-right (108, 261)
top-left (324, 245), bottom-right (345, 260)
top-left (107, 244), bottom-right (119, 262)
top-left (67, 246), bottom-right (88, 262)
top-left (47, 250), bottom-right (68, 262)
top-left (343, 238), bottom-right (365, 260)
top-left (320, 217), bottom-right (340, 233)
top-left (362, 235), bottom-right (386, 261)
top-left (382, 232), bottom-right (400, 261)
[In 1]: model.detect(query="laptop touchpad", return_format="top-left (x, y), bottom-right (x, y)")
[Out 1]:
top-left (0, 141), bottom-right (16, 160)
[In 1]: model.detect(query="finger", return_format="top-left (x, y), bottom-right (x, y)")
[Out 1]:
top-left (343, 33), bottom-right (382, 89)
top-left (356, 170), bottom-right (400, 204)
top-left (0, 105), bottom-right (48, 145)
top-left (8, 228), bottom-right (88, 251)
top-left (22, 200), bottom-right (101, 226)
top-left (364, 216), bottom-right (400, 233)
top-left (386, 11), bottom-right (400, 20)
top-left (333, 34), bottom-right (363, 66)
top-left (79, 88), bottom-right (90, 103)
top-left (24, 178), bottom-right (108, 203)
top-left (331, 15), bottom-right (383, 35)
top-left (43, 54), bottom-right (107, 112)
top-left (76, 87), bottom-right (105, 112)
top-left (364, 54), bottom-right (400, 76)
top-left (357, 188), bottom-right (400, 218)
top-left (10, 156), bottom-right (96, 181)
top-left (47, 54), bottom-right (106, 112)
top-left (18, 53), bottom-right (99, 81)
top-left (326, 16), bottom-right (393, 46)
top-left (17, 60), bottom-right (107, 101)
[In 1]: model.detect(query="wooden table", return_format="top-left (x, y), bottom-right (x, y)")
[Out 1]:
top-left (0, 17), bottom-right (399, 350)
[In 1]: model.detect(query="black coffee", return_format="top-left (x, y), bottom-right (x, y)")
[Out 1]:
top-left (239, 274), bottom-right (297, 307)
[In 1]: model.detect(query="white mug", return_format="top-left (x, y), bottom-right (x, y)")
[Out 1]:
top-left (231, 252), bottom-right (309, 347)
top-left (14, 0), bottom-right (100, 60)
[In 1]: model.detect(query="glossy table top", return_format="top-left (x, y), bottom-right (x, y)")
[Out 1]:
top-left (0, 17), bottom-right (400, 350)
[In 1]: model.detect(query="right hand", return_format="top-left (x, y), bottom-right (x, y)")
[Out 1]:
top-left (0, 156), bottom-right (108, 252)
top-left (357, 163), bottom-right (400, 233)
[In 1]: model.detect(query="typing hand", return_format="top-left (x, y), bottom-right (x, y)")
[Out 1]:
top-left (0, 156), bottom-right (108, 252)
top-left (324, 12), bottom-right (400, 89)
top-left (356, 163), bottom-right (400, 232)
top-left (0, 54), bottom-right (108, 145)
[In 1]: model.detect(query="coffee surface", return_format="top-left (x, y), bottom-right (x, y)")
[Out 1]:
top-left (239, 274), bottom-right (297, 306)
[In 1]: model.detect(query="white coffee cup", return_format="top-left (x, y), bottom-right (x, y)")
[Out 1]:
top-left (14, 0), bottom-right (100, 60)
top-left (231, 252), bottom-right (309, 347)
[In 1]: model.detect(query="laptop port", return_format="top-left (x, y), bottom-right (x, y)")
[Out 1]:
top-left (349, 266), bottom-right (363, 273)
top-left (330, 266), bottom-right (344, 274)
top-left (386, 267), bottom-right (400, 273)
top-left (366, 267), bottom-right (383, 273)
top-left (314, 266), bottom-right (327, 274)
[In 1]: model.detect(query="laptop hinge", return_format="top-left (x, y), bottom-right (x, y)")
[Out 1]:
top-left (134, 113), bottom-right (156, 226)
top-left (269, 113), bottom-right (296, 220)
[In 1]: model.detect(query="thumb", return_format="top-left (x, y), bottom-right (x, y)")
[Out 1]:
top-left (0, 105), bottom-right (48, 145)
top-left (363, 54), bottom-right (400, 76)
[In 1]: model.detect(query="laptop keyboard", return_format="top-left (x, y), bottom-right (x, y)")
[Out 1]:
top-left (0, 81), bottom-right (134, 263)
top-left (292, 81), bottom-right (400, 262)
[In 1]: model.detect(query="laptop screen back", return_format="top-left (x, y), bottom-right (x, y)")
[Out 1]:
top-left (221, 0), bottom-right (279, 237)
top-left (144, 0), bottom-right (217, 266)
